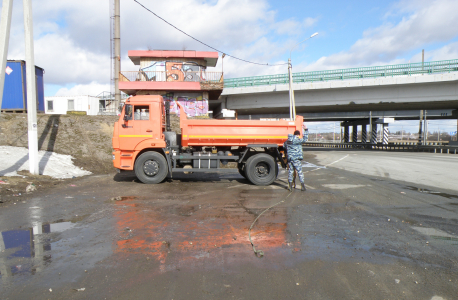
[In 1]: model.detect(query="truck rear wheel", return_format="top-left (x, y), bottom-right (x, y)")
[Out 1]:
top-left (245, 153), bottom-right (277, 186)
top-left (134, 151), bottom-right (168, 184)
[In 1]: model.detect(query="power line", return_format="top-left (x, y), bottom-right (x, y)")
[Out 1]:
top-left (132, 0), bottom-right (288, 67)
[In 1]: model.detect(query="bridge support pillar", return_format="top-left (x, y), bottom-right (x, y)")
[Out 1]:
top-left (352, 125), bottom-right (358, 143)
top-left (344, 126), bottom-right (350, 143)
top-left (362, 125), bottom-right (367, 143)
top-left (382, 124), bottom-right (389, 144)
top-left (371, 124), bottom-right (378, 144)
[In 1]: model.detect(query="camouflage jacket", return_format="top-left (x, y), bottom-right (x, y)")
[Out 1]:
top-left (283, 130), bottom-right (309, 161)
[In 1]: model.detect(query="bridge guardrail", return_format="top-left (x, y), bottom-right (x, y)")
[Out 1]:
top-left (303, 142), bottom-right (458, 154)
top-left (224, 59), bottom-right (458, 88)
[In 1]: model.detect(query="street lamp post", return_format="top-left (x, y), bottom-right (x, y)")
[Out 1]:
top-left (288, 32), bottom-right (318, 121)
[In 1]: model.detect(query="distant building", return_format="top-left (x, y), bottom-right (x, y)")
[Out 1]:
top-left (44, 95), bottom-right (101, 115)
top-left (119, 50), bottom-right (223, 117)
top-left (1, 60), bottom-right (44, 112)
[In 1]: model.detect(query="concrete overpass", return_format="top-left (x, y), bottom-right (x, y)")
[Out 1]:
top-left (215, 59), bottom-right (458, 144)
top-left (216, 59), bottom-right (458, 120)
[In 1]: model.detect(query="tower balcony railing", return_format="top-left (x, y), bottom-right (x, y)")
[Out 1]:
top-left (224, 59), bottom-right (458, 88)
top-left (120, 71), bottom-right (224, 83)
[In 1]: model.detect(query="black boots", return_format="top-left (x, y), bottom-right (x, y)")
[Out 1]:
top-left (301, 183), bottom-right (306, 191)
top-left (288, 182), bottom-right (293, 191)
top-left (288, 182), bottom-right (306, 191)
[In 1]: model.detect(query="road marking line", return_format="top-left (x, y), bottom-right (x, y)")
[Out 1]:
top-left (303, 154), bottom-right (349, 175)
top-left (302, 184), bottom-right (315, 190)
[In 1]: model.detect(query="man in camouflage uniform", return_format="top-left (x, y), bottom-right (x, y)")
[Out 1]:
top-left (283, 128), bottom-right (309, 191)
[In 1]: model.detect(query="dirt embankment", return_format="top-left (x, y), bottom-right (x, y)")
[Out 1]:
top-left (0, 113), bottom-right (184, 174)
top-left (0, 113), bottom-right (184, 204)
top-left (0, 113), bottom-right (119, 174)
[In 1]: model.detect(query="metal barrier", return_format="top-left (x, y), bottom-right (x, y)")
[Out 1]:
top-left (224, 59), bottom-right (458, 88)
top-left (304, 142), bottom-right (458, 154)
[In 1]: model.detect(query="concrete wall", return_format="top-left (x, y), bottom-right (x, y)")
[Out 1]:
top-left (45, 96), bottom-right (100, 115)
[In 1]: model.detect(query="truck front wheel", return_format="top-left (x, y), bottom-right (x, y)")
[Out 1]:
top-left (245, 153), bottom-right (277, 186)
top-left (134, 151), bottom-right (168, 184)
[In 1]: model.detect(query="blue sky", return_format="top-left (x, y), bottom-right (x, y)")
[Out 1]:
top-left (2, 0), bottom-right (458, 133)
top-left (269, 0), bottom-right (458, 67)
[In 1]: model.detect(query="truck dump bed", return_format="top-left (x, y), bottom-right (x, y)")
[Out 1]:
top-left (178, 104), bottom-right (304, 147)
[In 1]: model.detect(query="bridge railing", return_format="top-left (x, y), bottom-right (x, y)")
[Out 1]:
top-left (224, 59), bottom-right (458, 88)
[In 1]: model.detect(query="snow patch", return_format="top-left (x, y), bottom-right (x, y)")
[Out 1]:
top-left (0, 146), bottom-right (91, 179)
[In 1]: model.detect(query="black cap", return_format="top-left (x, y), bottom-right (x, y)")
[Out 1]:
top-left (294, 130), bottom-right (300, 135)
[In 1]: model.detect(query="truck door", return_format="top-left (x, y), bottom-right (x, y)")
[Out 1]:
top-left (119, 104), bottom-right (152, 151)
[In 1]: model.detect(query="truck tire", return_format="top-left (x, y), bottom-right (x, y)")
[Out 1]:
top-left (245, 153), bottom-right (277, 186)
top-left (134, 151), bottom-right (168, 184)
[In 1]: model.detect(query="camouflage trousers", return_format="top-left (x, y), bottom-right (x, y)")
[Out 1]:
top-left (287, 160), bottom-right (304, 184)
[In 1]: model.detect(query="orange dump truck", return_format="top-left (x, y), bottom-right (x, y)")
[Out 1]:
top-left (112, 95), bottom-right (304, 186)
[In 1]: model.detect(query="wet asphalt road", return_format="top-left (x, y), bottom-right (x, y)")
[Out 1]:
top-left (0, 149), bottom-right (457, 299)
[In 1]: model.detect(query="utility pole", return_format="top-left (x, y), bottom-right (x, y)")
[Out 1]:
top-left (288, 58), bottom-right (293, 120)
top-left (422, 49), bottom-right (424, 72)
top-left (0, 0), bottom-right (38, 174)
top-left (114, 0), bottom-right (121, 111)
top-left (0, 0), bottom-right (13, 112)
top-left (23, 0), bottom-right (38, 174)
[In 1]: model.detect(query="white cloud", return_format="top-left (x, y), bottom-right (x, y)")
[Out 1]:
top-left (273, 17), bottom-right (318, 36)
top-left (275, 18), bottom-right (302, 35)
top-left (2, 0), bottom-right (304, 94)
top-left (303, 0), bottom-right (458, 71)
top-left (303, 17), bottom-right (318, 29)
top-left (54, 82), bottom-right (111, 97)
top-left (412, 42), bottom-right (458, 62)
top-left (3, 0), bottom-right (458, 96)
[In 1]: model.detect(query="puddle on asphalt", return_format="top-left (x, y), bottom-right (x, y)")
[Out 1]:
top-left (404, 186), bottom-right (458, 200)
top-left (113, 194), bottom-right (290, 273)
top-left (115, 196), bottom-right (138, 201)
top-left (321, 184), bottom-right (367, 190)
top-left (411, 226), bottom-right (458, 245)
top-left (0, 220), bottom-right (77, 278)
top-left (111, 192), bottom-right (398, 275)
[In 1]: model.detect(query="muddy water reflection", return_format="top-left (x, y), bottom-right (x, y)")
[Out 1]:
top-left (114, 192), bottom-right (293, 272)
top-left (0, 221), bottom-right (74, 278)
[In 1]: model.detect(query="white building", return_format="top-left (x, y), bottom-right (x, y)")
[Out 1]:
top-left (44, 96), bottom-right (101, 115)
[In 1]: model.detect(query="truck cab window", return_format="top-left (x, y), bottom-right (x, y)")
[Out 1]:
top-left (134, 105), bottom-right (150, 120)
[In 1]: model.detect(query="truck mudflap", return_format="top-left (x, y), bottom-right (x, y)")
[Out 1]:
top-left (162, 148), bottom-right (173, 178)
